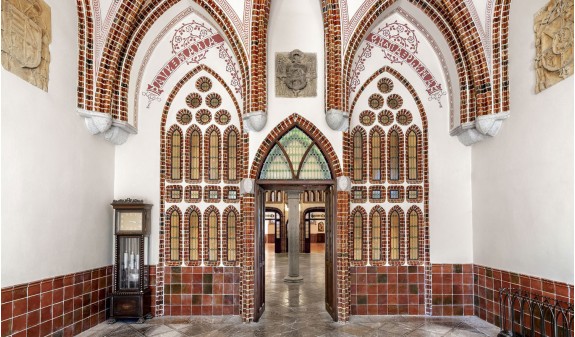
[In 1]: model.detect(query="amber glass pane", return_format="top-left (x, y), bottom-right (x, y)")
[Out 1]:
top-left (189, 211), bottom-right (199, 261)
top-left (408, 131), bottom-right (418, 180)
top-left (371, 212), bottom-right (381, 261)
top-left (353, 212), bottom-right (363, 261)
top-left (227, 212), bottom-right (237, 262)
top-left (190, 131), bottom-right (200, 180)
top-left (371, 131), bottom-right (381, 181)
top-left (409, 211), bottom-right (419, 260)
top-left (228, 131), bottom-right (237, 181)
top-left (170, 211), bottom-right (180, 261)
top-left (353, 131), bottom-right (363, 181)
top-left (208, 211), bottom-right (218, 261)
top-left (390, 131), bottom-right (399, 181)
top-left (209, 131), bottom-right (220, 180)
top-left (390, 211), bottom-right (400, 260)
top-left (171, 130), bottom-right (182, 180)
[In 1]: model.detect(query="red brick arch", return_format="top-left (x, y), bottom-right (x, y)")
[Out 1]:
top-left (249, 114), bottom-right (343, 179)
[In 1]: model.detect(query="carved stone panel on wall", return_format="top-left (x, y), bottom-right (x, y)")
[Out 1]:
top-left (1, 0), bottom-right (51, 91)
top-left (534, 0), bottom-right (573, 93)
top-left (276, 49), bottom-right (317, 98)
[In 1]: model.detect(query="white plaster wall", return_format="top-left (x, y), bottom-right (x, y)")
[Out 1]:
top-left (250, 0), bottom-right (343, 169)
top-left (1, 0), bottom-right (115, 286)
top-left (472, 0), bottom-right (574, 283)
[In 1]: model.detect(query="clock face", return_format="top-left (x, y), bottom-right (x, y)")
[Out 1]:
top-left (119, 212), bottom-right (143, 232)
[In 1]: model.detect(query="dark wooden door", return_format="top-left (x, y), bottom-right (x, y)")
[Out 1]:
top-left (324, 185), bottom-right (337, 321)
top-left (254, 185), bottom-right (266, 322)
top-left (304, 213), bottom-right (311, 253)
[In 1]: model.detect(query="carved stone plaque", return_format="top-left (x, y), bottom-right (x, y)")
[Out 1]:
top-left (1, 0), bottom-right (51, 91)
top-left (534, 0), bottom-right (573, 93)
top-left (276, 49), bottom-right (317, 97)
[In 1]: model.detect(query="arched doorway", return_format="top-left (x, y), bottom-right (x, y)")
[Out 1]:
top-left (250, 118), bottom-right (342, 322)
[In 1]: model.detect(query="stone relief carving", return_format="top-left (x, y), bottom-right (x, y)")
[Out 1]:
top-left (276, 49), bottom-right (317, 97)
top-left (534, 0), bottom-right (574, 93)
top-left (1, 0), bottom-right (51, 91)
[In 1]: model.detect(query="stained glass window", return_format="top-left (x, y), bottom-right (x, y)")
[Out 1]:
top-left (227, 130), bottom-right (238, 181)
top-left (390, 210), bottom-right (400, 261)
top-left (353, 131), bottom-right (363, 181)
top-left (208, 211), bottom-right (218, 261)
top-left (353, 211), bottom-right (363, 261)
top-left (189, 211), bottom-right (199, 261)
top-left (371, 131), bottom-right (382, 181)
top-left (259, 128), bottom-right (332, 180)
top-left (171, 130), bottom-right (182, 180)
top-left (227, 211), bottom-right (237, 262)
top-left (390, 130), bottom-right (399, 181)
top-left (371, 211), bottom-right (382, 261)
top-left (208, 130), bottom-right (220, 180)
top-left (170, 210), bottom-right (180, 261)
top-left (190, 130), bottom-right (200, 180)
top-left (408, 131), bottom-right (418, 180)
top-left (409, 210), bottom-right (419, 260)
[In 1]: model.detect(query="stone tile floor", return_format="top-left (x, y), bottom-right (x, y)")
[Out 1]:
top-left (79, 245), bottom-right (500, 336)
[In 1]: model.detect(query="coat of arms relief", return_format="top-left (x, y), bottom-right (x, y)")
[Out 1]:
top-left (1, 0), bottom-right (51, 91)
top-left (276, 49), bottom-right (317, 97)
top-left (534, 0), bottom-right (574, 93)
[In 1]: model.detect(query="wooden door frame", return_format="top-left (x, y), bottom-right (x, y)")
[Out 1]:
top-left (254, 180), bottom-right (338, 321)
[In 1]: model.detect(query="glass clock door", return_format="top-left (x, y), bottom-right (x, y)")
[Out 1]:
top-left (118, 237), bottom-right (141, 290)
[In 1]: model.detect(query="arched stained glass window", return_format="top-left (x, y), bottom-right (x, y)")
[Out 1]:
top-left (353, 131), bottom-right (364, 181)
top-left (389, 130), bottom-right (400, 181)
top-left (371, 130), bottom-right (382, 181)
top-left (227, 130), bottom-right (238, 181)
top-left (189, 211), bottom-right (199, 261)
top-left (208, 211), bottom-right (218, 261)
top-left (409, 210), bottom-right (419, 260)
top-left (390, 210), bottom-right (400, 261)
top-left (227, 212), bottom-right (237, 262)
top-left (170, 210), bottom-right (180, 261)
top-left (353, 211), bottom-right (363, 261)
top-left (171, 130), bottom-right (182, 180)
top-left (408, 131), bottom-right (418, 180)
top-left (371, 211), bottom-right (382, 261)
top-left (190, 130), bottom-right (201, 181)
top-left (208, 130), bottom-right (220, 181)
top-left (259, 128), bottom-right (332, 180)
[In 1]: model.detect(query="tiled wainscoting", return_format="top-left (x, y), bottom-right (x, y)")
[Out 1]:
top-left (474, 264), bottom-right (574, 327)
top-left (431, 264), bottom-right (475, 316)
top-left (161, 266), bottom-right (240, 316)
top-left (1, 266), bottom-right (112, 337)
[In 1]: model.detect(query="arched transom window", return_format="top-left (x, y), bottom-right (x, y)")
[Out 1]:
top-left (259, 128), bottom-right (332, 180)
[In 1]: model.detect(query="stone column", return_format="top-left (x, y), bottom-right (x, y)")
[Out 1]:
top-left (284, 191), bottom-right (303, 283)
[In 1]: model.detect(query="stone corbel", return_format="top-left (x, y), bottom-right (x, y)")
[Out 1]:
top-left (326, 108), bottom-right (349, 132)
top-left (337, 176), bottom-right (352, 192)
top-left (452, 112), bottom-right (510, 146)
top-left (77, 109), bottom-right (137, 145)
top-left (240, 178), bottom-right (255, 195)
top-left (243, 111), bottom-right (267, 133)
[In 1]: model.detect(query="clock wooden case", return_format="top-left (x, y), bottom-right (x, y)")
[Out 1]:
top-left (109, 199), bottom-right (153, 323)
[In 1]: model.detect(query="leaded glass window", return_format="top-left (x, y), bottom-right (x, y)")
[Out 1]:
top-left (259, 128), bottom-right (332, 180)
top-left (408, 131), bottom-right (418, 180)
top-left (390, 130), bottom-right (399, 181)
top-left (170, 210), bottom-right (180, 261)
top-left (189, 211), bottom-right (199, 261)
top-left (208, 211), bottom-right (218, 261)
top-left (409, 210), bottom-right (419, 260)
top-left (371, 131), bottom-right (382, 181)
top-left (171, 130), bottom-right (182, 180)
top-left (353, 131), bottom-right (363, 181)
top-left (353, 212), bottom-right (363, 261)
top-left (227, 212), bottom-right (237, 262)
top-left (390, 211), bottom-right (400, 261)
top-left (227, 130), bottom-right (238, 181)
top-left (208, 130), bottom-right (220, 180)
top-left (371, 211), bottom-right (382, 261)
top-left (190, 130), bottom-right (200, 180)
